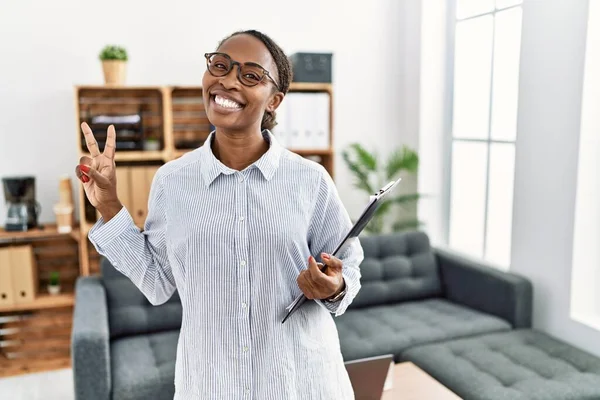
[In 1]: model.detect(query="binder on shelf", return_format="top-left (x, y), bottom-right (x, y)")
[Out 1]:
top-left (272, 97), bottom-right (290, 148)
top-left (0, 248), bottom-right (15, 306)
top-left (284, 92), bottom-right (330, 151)
top-left (313, 92), bottom-right (330, 150)
top-left (9, 245), bottom-right (37, 304)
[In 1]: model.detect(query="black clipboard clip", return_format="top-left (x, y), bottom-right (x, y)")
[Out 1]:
top-left (282, 178), bottom-right (402, 323)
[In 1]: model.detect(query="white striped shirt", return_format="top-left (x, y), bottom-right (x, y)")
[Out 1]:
top-left (88, 130), bottom-right (364, 400)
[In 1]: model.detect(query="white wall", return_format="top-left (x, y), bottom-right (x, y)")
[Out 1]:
top-left (511, 0), bottom-right (600, 357)
top-left (0, 0), bottom-right (419, 225)
top-left (417, 0), bottom-right (449, 247)
top-left (570, 0), bottom-right (600, 332)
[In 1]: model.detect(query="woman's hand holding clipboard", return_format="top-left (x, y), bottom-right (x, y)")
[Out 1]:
top-left (282, 178), bottom-right (402, 323)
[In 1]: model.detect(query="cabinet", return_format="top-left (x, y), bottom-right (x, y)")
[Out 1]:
top-left (75, 83), bottom-right (333, 275)
top-left (0, 225), bottom-right (79, 377)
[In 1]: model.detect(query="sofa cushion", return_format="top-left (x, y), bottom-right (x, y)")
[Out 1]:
top-left (111, 330), bottom-right (178, 400)
top-left (403, 329), bottom-right (600, 400)
top-left (351, 231), bottom-right (442, 309)
top-left (101, 258), bottom-right (182, 339)
top-left (335, 298), bottom-right (511, 362)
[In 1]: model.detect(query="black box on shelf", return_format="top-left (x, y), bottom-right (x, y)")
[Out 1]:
top-left (290, 53), bottom-right (332, 83)
top-left (84, 114), bottom-right (145, 152)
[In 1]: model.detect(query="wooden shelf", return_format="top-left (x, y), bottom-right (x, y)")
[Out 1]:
top-left (291, 148), bottom-right (333, 156)
top-left (289, 82), bottom-right (332, 92)
top-left (0, 224), bottom-right (80, 243)
top-left (75, 84), bottom-right (162, 91)
top-left (73, 83), bottom-right (335, 276)
top-left (0, 293), bottom-right (74, 313)
top-left (79, 150), bottom-right (165, 162)
top-left (0, 354), bottom-right (71, 378)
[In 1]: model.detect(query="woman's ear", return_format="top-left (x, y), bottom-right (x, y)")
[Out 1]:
top-left (266, 92), bottom-right (284, 113)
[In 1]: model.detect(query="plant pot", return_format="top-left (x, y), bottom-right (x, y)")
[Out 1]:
top-left (102, 60), bottom-right (127, 85)
top-left (47, 285), bottom-right (61, 295)
top-left (143, 140), bottom-right (161, 151)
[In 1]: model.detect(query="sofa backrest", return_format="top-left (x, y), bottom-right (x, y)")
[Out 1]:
top-left (100, 258), bottom-right (183, 340)
top-left (349, 231), bottom-right (442, 309)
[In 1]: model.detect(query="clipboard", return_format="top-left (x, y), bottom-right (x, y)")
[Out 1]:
top-left (281, 178), bottom-right (402, 323)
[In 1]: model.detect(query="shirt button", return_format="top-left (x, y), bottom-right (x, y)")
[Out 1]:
top-left (239, 216), bottom-right (245, 221)
top-left (240, 260), bottom-right (246, 267)
top-left (242, 302), bottom-right (247, 309)
top-left (243, 346), bottom-right (249, 352)
top-left (245, 388), bottom-right (250, 395)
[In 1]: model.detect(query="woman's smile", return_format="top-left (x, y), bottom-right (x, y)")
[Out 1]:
top-left (208, 88), bottom-right (246, 115)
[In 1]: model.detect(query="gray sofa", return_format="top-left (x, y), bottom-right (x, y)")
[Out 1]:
top-left (71, 231), bottom-right (600, 400)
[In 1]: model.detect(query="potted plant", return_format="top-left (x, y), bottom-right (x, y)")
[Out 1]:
top-left (342, 143), bottom-right (424, 234)
top-left (143, 137), bottom-right (161, 151)
top-left (48, 271), bottom-right (61, 295)
top-left (99, 45), bottom-right (128, 85)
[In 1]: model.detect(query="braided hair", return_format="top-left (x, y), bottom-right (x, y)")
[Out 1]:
top-left (218, 30), bottom-right (293, 131)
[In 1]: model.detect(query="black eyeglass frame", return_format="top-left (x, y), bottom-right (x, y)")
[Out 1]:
top-left (204, 52), bottom-right (281, 91)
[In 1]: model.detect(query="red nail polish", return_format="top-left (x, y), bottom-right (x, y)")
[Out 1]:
top-left (82, 175), bottom-right (89, 183)
top-left (80, 164), bottom-right (90, 174)
top-left (322, 253), bottom-right (330, 259)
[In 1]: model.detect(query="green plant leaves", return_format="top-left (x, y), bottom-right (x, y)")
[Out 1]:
top-left (392, 219), bottom-right (423, 232)
top-left (99, 45), bottom-right (128, 61)
top-left (349, 143), bottom-right (377, 171)
top-left (386, 146), bottom-right (419, 179)
top-left (342, 149), bottom-right (374, 194)
top-left (49, 271), bottom-right (60, 286)
top-left (342, 142), bottom-right (425, 234)
top-left (392, 193), bottom-right (423, 205)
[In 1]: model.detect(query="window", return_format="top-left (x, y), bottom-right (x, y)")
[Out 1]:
top-left (447, 0), bottom-right (523, 267)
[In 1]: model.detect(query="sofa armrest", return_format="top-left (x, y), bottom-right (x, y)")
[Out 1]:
top-left (71, 276), bottom-right (111, 400)
top-left (435, 247), bottom-right (533, 328)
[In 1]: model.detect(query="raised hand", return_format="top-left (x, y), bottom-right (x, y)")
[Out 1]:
top-left (75, 122), bottom-right (122, 221)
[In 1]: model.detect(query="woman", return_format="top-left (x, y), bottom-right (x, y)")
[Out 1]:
top-left (76, 30), bottom-right (363, 400)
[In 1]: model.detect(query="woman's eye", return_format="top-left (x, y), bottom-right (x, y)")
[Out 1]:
top-left (244, 73), bottom-right (260, 81)
top-left (214, 62), bottom-right (227, 70)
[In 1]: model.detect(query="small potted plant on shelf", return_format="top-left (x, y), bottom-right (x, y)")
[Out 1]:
top-left (143, 137), bottom-right (161, 151)
top-left (99, 45), bottom-right (128, 85)
top-left (48, 271), bottom-right (61, 295)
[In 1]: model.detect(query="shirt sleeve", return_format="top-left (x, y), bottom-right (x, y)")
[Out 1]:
top-left (308, 169), bottom-right (364, 317)
top-left (88, 168), bottom-right (176, 305)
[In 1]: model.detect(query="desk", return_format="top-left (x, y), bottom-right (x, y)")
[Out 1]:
top-left (381, 362), bottom-right (462, 399)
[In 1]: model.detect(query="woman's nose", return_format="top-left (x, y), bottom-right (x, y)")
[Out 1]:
top-left (219, 65), bottom-right (242, 90)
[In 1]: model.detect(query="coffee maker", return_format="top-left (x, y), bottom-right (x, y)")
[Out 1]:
top-left (2, 176), bottom-right (40, 231)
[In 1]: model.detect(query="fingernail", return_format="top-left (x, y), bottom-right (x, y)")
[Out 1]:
top-left (82, 175), bottom-right (89, 183)
top-left (321, 253), bottom-right (330, 259)
top-left (309, 256), bottom-right (315, 263)
top-left (80, 164), bottom-right (90, 174)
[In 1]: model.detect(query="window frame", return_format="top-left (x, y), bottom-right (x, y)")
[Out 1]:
top-left (443, 0), bottom-right (523, 265)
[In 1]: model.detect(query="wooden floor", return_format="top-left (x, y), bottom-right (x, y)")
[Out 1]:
top-left (0, 367), bottom-right (74, 400)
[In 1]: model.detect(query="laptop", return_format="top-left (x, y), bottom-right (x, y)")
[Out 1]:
top-left (345, 354), bottom-right (394, 400)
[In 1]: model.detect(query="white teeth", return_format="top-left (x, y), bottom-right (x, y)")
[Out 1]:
top-left (215, 95), bottom-right (242, 109)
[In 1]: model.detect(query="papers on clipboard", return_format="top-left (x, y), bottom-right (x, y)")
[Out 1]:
top-left (281, 178), bottom-right (402, 323)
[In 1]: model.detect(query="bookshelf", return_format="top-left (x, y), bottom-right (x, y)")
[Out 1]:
top-left (0, 224), bottom-right (80, 377)
top-left (74, 83), bottom-right (334, 275)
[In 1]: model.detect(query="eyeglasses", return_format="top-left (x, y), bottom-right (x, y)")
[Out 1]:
top-left (204, 52), bottom-right (280, 91)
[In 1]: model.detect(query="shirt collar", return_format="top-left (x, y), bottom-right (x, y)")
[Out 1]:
top-left (200, 129), bottom-right (283, 187)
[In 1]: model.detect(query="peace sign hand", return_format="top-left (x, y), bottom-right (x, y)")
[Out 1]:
top-left (75, 122), bottom-right (122, 221)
